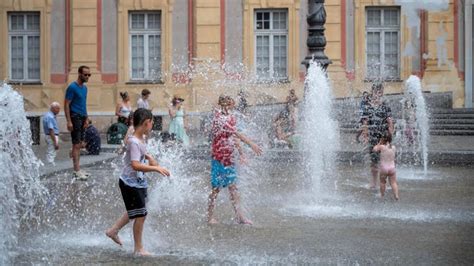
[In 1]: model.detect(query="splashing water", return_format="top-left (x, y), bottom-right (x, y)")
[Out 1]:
top-left (0, 83), bottom-right (48, 264)
top-left (300, 61), bottom-right (340, 193)
top-left (146, 138), bottom-right (204, 214)
top-left (405, 75), bottom-right (430, 173)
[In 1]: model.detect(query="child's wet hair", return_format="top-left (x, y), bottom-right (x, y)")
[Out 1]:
top-left (218, 95), bottom-right (233, 106)
top-left (371, 83), bottom-right (384, 93)
top-left (381, 132), bottom-right (392, 147)
top-left (133, 108), bottom-right (153, 128)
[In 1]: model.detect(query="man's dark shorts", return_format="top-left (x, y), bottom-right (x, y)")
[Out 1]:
top-left (369, 145), bottom-right (380, 165)
top-left (369, 134), bottom-right (381, 165)
top-left (71, 112), bottom-right (86, 145)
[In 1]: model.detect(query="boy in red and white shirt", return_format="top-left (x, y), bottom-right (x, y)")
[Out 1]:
top-left (207, 95), bottom-right (262, 225)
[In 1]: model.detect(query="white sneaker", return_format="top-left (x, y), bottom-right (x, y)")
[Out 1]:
top-left (73, 171), bottom-right (88, 181)
top-left (79, 170), bottom-right (92, 178)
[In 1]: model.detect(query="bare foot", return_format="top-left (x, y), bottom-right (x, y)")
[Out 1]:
top-left (134, 249), bottom-right (152, 256)
top-left (105, 229), bottom-right (122, 246)
top-left (394, 195), bottom-right (399, 201)
top-left (208, 218), bottom-right (218, 224)
top-left (237, 217), bottom-right (253, 225)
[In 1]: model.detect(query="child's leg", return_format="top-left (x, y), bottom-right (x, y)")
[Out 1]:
top-left (133, 216), bottom-right (150, 256)
top-left (379, 174), bottom-right (387, 198)
top-left (106, 212), bottom-right (129, 246)
top-left (207, 188), bottom-right (220, 224)
top-left (388, 172), bottom-right (399, 200)
top-left (370, 164), bottom-right (379, 189)
top-left (228, 184), bottom-right (252, 225)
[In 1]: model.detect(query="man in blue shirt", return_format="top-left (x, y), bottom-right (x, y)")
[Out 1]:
top-left (64, 65), bottom-right (91, 180)
top-left (42, 102), bottom-right (60, 165)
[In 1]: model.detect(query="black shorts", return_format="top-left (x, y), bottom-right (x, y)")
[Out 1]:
top-left (119, 179), bottom-right (148, 219)
top-left (71, 112), bottom-right (86, 145)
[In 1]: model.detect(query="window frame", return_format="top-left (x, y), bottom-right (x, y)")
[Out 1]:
top-left (128, 11), bottom-right (162, 82)
top-left (8, 12), bottom-right (41, 82)
top-left (365, 7), bottom-right (401, 81)
top-left (254, 9), bottom-right (289, 82)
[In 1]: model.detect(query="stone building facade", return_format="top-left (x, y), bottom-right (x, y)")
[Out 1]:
top-left (0, 0), bottom-right (472, 133)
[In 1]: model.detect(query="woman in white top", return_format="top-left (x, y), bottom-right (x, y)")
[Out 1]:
top-left (116, 91), bottom-right (132, 124)
top-left (137, 89), bottom-right (151, 110)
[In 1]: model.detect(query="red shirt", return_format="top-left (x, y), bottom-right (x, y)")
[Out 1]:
top-left (211, 110), bottom-right (237, 166)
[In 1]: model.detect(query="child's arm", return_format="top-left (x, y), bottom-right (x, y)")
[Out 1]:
top-left (233, 137), bottom-right (247, 164)
top-left (234, 131), bottom-right (262, 155)
top-left (372, 144), bottom-right (382, 152)
top-left (128, 142), bottom-right (170, 176)
top-left (233, 137), bottom-right (244, 156)
top-left (144, 154), bottom-right (171, 177)
top-left (131, 160), bottom-right (170, 176)
top-left (145, 153), bottom-right (159, 166)
top-left (387, 117), bottom-right (394, 135)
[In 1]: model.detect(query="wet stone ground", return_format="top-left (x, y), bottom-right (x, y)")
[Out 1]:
top-left (13, 158), bottom-right (474, 265)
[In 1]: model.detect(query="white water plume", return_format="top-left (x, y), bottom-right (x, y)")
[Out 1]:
top-left (0, 83), bottom-right (48, 264)
top-left (300, 61), bottom-right (340, 193)
top-left (405, 75), bottom-right (430, 173)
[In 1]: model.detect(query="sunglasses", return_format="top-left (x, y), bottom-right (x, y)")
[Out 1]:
top-left (82, 73), bottom-right (92, 77)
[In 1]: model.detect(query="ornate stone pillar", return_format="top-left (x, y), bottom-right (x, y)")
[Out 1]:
top-left (302, 0), bottom-right (331, 70)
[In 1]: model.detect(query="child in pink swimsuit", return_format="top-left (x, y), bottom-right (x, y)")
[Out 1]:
top-left (373, 133), bottom-right (399, 200)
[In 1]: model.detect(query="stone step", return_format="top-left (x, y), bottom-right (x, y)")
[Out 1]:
top-left (429, 129), bottom-right (474, 136)
top-left (430, 113), bottom-right (474, 119)
top-left (341, 120), bottom-right (474, 129)
top-left (430, 124), bottom-right (474, 130)
top-left (430, 108), bottom-right (474, 114)
top-left (429, 119), bottom-right (474, 124)
top-left (339, 128), bottom-right (474, 135)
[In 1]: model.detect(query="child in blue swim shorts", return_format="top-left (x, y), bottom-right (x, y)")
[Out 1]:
top-left (207, 95), bottom-right (262, 225)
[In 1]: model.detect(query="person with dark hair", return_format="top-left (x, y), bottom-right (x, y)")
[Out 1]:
top-left (116, 91), bottom-right (132, 124)
top-left (372, 133), bottom-right (399, 200)
top-left (137, 89), bottom-right (151, 110)
top-left (168, 96), bottom-right (189, 146)
top-left (84, 118), bottom-right (101, 155)
top-left (285, 89), bottom-right (299, 133)
top-left (106, 108), bottom-right (170, 256)
top-left (355, 91), bottom-right (371, 143)
top-left (361, 83), bottom-right (394, 189)
top-left (64, 65), bottom-right (90, 180)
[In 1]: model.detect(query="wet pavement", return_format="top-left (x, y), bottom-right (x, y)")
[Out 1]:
top-left (13, 156), bottom-right (474, 265)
